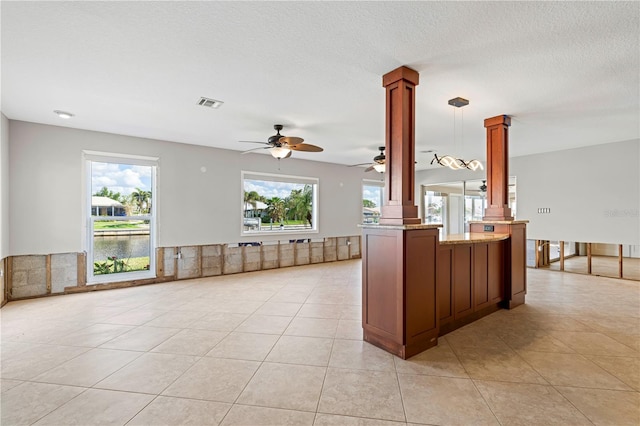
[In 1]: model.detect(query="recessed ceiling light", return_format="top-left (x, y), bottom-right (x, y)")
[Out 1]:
top-left (53, 110), bottom-right (74, 119)
top-left (197, 97), bottom-right (224, 109)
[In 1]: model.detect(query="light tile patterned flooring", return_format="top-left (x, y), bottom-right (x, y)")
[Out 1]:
top-left (1, 260), bottom-right (639, 425)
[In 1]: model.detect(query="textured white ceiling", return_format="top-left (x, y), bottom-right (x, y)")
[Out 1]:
top-left (2, 1), bottom-right (638, 169)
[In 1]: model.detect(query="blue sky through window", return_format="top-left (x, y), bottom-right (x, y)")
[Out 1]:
top-left (91, 162), bottom-right (152, 196)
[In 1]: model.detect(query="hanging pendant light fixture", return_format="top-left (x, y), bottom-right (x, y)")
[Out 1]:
top-left (431, 97), bottom-right (484, 171)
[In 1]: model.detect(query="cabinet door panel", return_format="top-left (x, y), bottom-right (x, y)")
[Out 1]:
top-left (437, 246), bottom-right (454, 324)
top-left (474, 243), bottom-right (489, 309)
top-left (488, 241), bottom-right (504, 302)
top-left (453, 244), bottom-right (473, 319)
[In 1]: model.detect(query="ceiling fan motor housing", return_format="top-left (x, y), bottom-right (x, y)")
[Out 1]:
top-left (268, 124), bottom-right (285, 145)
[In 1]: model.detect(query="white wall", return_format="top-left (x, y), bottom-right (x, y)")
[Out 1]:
top-left (415, 139), bottom-right (640, 245)
top-left (9, 120), bottom-right (365, 256)
top-left (1, 113), bottom-right (9, 304)
top-left (1, 113), bottom-right (8, 259)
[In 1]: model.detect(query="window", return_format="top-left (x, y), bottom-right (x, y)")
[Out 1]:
top-left (241, 171), bottom-right (318, 235)
top-left (363, 181), bottom-right (383, 224)
top-left (85, 152), bottom-right (157, 283)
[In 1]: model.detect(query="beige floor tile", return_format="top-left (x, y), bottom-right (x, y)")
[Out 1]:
top-left (101, 308), bottom-right (169, 325)
top-left (33, 348), bottom-right (141, 387)
top-left (608, 332), bottom-right (640, 352)
top-left (95, 352), bottom-right (199, 394)
top-left (235, 314), bottom-right (293, 334)
top-left (498, 328), bottom-right (576, 353)
top-left (237, 362), bottom-right (326, 412)
top-left (444, 328), bottom-right (511, 352)
top-left (209, 299), bottom-right (265, 314)
top-left (152, 329), bottom-right (228, 356)
top-left (0, 378), bottom-right (23, 393)
top-left (1, 319), bottom-right (85, 344)
top-left (221, 404), bottom-right (315, 425)
top-left (454, 345), bottom-right (548, 384)
top-left (0, 344), bottom-right (89, 380)
top-left (548, 330), bottom-right (639, 356)
top-left (339, 305), bottom-right (362, 320)
top-left (518, 350), bottom-right (633, 390)
top-left (556, 386), bottom-right (640, 426)
top-left (33, 388), bottom-right (154, 425)
top-left (318, 368), bottom-right (405, 422)
top-left (306, 287), bottom-right (361, 305)
top-left (255, 301), bottom-right (303, 316)
top-left (335, 319), bottom-right (363, 340)
top-left (297, 303), bottom-right (344, 319)
top-left (588, 355), bottom-right (640, 391)
top-left (206, 332), bottom-right (279, 361)
top-left (1, 382), bottom-right (85, 425)
top-left (128, 395), bottom-right (231, 425)
top-left (270, 290), bottom-right (313, 304)
top-left (394, 339), bottom-right (468, 378)
top-left (54, 323), bottom-right (136, 347)
top-left (143, 310), bottom-right (208, 328)
top-left (266, 335), bottom-right (333, 366)
top-left (163, 357), bottom-right (260, 402)
top-left (314, 413), bottom-right (407, 425)
top-left (191, 312), bottom-right (250, 331)
top-left (99, 325), bottom-right (181, 351)
top-left (2, 261), bottom-right (639, 426)
top-left (397, 374), bottom-right (498, 425)
top-left (474, 380), bottom-right (591, 425)
top-left (329, 339), bottom-right (395, 372)
top-left (516, 314), bottom-right (596, 332)
top-left (285, 317), bottom-right (339, 338)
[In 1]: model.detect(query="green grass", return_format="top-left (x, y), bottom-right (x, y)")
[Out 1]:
top-left (261, 219), bottom-right (309, 226)
top-left (94, 221), bottom-right (147, 230)
top-left (94, 256), bottom-right (150, 275)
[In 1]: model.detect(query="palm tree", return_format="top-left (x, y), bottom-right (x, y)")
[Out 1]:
top-left (266, 197), bottom-right (286, 223)
top-left (131, 188), bottom-right (151, 214)
top-left (291, 185), bottom-right (313, 227)
top-left (244, 191), bottom-right (261, 217)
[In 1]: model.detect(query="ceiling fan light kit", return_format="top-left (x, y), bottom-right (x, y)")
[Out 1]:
top-left (270, 146), bottom-right (291, 159)
top-left (240, 124), bottom-right (323, 161)
top-left (349, 146), bottom-right (386, 173)
top-left (432, 97), bottom-right (484, 171)
top-left (373, 163), bottom-right (386, 173)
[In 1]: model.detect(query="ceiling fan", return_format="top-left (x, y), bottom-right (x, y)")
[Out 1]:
top-left (350, 146), bottom-right (386, 173)
top-left (240, 124), bottom-right (323, 159)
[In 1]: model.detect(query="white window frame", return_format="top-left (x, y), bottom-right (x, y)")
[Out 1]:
top-left (362, 179), bottom-right (384, 224)
top-left (241, 171), bottom-right (319, 236)
top-left (83, 151), bottom-right (158, 284)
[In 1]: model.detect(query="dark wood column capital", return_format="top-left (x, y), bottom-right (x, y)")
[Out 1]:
top-left (380, 66), bottom-right (420, 225)
top-left (483, 114), bottom-right (513, 221)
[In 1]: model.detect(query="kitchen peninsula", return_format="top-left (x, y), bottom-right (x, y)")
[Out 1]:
top-left (361, 222), bottom-right (527, 359)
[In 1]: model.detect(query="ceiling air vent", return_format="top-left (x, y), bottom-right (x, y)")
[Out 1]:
top-left (197, 97), bottom-right (224, 109)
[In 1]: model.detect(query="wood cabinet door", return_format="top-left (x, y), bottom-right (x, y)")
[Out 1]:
top-left (453, 244), bottom-right (473, 319)
top-left (488, 241), bottom-right (504, 303)
top-left (437, 246), bottom-right (454, 325)
top-left (474, 243), bottom-right (490, 310)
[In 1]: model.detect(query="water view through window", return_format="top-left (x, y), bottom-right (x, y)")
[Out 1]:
top-left (87, 156), bottom-right (156, 281)
top-left (242, 172), bottom-right (318, 234)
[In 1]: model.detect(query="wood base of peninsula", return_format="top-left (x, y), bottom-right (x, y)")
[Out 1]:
top-left (361, 224), bottom-right (440, 360)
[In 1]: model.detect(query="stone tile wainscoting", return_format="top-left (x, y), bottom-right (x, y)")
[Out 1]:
top-left (3, 236), bottom-right (361, 301)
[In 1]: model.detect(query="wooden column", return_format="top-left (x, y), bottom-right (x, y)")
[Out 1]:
top-left (483, 115), bottom-right (513, 221)
top-left (379, 66), bottom-right (420, 225)
top-left (362, 66), bottom-right (440, 359)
